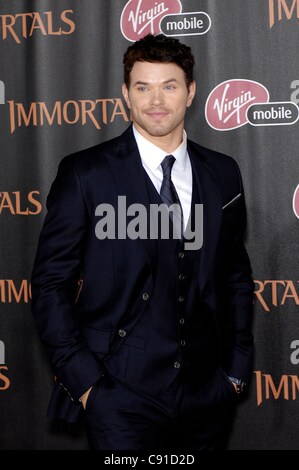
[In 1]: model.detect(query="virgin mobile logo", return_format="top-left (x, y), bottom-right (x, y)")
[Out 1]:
top-left (205, 79), bottom-right (269, 131)
top-left (293, 185), bottom-right (299, 219)
top-left (160, 12), bottom-right (211, 36)
top-left (121, 0), bottom-right (182, 41)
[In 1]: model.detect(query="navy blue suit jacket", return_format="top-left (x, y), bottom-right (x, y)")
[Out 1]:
top-left (31, 125), bottom-right (254, 422)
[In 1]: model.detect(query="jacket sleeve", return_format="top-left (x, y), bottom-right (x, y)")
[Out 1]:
top-left (31, 156), bottom-right (105, 401)
top-left (225, 162), bottom-right (254, 383)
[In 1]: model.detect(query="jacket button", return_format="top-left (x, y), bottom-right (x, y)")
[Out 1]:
top-left (178, 296), bottom-right (184, 302)
top-left (179, 318), bottom-right (185, 325)
top-left (142, 292), bottom-right (149, 301)
top-left (181, 340), bottom-right (186, 346)
top-left (178, 252), bottom-right (184, 259)
top-left (178, 274), bottom-right (185, 281)
top-left (118, 329), bottom-right (127, 337)
top-left (174, 362), bottom-right (181, 369)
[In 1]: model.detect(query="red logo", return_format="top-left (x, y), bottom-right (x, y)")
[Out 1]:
top-left (205, 79), bottom-right (269, 131)
top-left (293, 185), bottom-right (299, 219)
top-left (121, 0), bottom-right (182, 41)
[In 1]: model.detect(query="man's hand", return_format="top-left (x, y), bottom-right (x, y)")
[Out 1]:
top-left (80, 386), bottom-right (92, 410)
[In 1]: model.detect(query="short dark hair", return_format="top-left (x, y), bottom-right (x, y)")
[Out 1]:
top-left (123, 34), bottom-right (195, 89)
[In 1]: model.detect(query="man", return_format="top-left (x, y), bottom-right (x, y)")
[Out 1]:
top-left (31, 34), bottom-right (254, 450)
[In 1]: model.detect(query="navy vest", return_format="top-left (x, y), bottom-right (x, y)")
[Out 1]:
top-left (109, 169), bottom-right (219, 396)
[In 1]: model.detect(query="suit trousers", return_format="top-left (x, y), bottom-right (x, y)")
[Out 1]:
top-left (84, 366), bottom-right (236, 450)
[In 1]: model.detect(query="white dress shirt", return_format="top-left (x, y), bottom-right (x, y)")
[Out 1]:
top-left (133, 125), bottom-right (192, 231)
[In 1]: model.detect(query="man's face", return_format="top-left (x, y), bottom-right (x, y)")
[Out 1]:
top-left (122, 61), bottom-right (195, 146)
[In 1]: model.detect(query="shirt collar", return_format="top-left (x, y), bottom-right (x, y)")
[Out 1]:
top-left (133, 125), bottom-right (188, 171)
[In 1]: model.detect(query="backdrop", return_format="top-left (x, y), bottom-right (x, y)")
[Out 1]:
top-left (0, 0), bottom-right (298, 450)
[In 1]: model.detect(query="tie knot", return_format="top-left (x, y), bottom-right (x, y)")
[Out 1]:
top-left (161, 155), bottom-right (175, 179)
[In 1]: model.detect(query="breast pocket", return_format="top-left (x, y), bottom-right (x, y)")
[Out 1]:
top-left (222, 193), bottom-right (241, 211)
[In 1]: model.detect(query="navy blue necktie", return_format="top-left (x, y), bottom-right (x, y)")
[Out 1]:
top-left (160, 155), bottom-right (184, 238)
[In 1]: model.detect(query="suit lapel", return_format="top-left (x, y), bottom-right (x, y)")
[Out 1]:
top-left (188, 145), bottom-right (222, 292)
top-left (105, 128), bottom-right (222, 288)
top-left (106, 126), bottom-right (158, 273)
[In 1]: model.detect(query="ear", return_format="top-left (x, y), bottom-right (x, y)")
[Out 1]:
top-left (122, 83), bottom-right (131, 109)
top-left (186, 81), bottom-right (196, 108)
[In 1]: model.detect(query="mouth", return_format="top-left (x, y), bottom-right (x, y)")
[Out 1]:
top-left (146, 111), bottom-right (169, 119)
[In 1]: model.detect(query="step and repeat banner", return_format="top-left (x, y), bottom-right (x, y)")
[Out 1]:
top-left (0, 0), bottom-right (298, 450)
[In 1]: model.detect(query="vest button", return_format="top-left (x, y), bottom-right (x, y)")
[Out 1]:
top-left (178, 296), bottom-right (184, 302)
top-left (174, 362), bottom-right (181, 369)
top-left (179, 318), bottom-right (185, 325)
top-left (178, 274), bottom-right (185, 281)
top-left (118, 329), bottom-right (127, 337)
top-left (142, 292), bottom-right (149, 301)
top-left (178, 252), bottom-right (185, 259)
top-left (181, 339), bottom-right (186, 346)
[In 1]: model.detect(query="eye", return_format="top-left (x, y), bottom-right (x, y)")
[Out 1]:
top-left (137, 86), bottom-right (147, 92)
top-left (164, 85), bottom-right (176, 90)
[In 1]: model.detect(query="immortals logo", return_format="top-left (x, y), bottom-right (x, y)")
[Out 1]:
top-left (0, 9), bottom-right (75, 44)
top-left (0, 191), bottom-right (42, 215)
top-left (121, 0), bottom-right (182, 41)
top-left (269, 0), bottom-right (299, 28)
top-left (254, 344), bottom-right (299, 407)
top-left (205, 80), bottom-right (269, 131)
top-left (0, 279), bottom-right (31, 303)
top-left (255, 371), bottom-right (299, 406)
top-left (0, 341), bottom-right (10, 391)
top-left (254, 280), bottom-right (299, 312)
top-left (8, 98), bottom-right (129, 134)
top-left (293, 185), bottom-right (299, 219)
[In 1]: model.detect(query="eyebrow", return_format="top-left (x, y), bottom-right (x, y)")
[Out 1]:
top-left (132, 78), bottom-right (178, 86)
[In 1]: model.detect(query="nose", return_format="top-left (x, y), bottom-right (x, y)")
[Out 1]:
top-left (150, 88), bottom-right (164, 106)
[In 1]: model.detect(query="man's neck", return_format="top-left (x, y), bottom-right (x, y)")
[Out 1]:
top-left (133, 124), bottom-right (184, 153)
